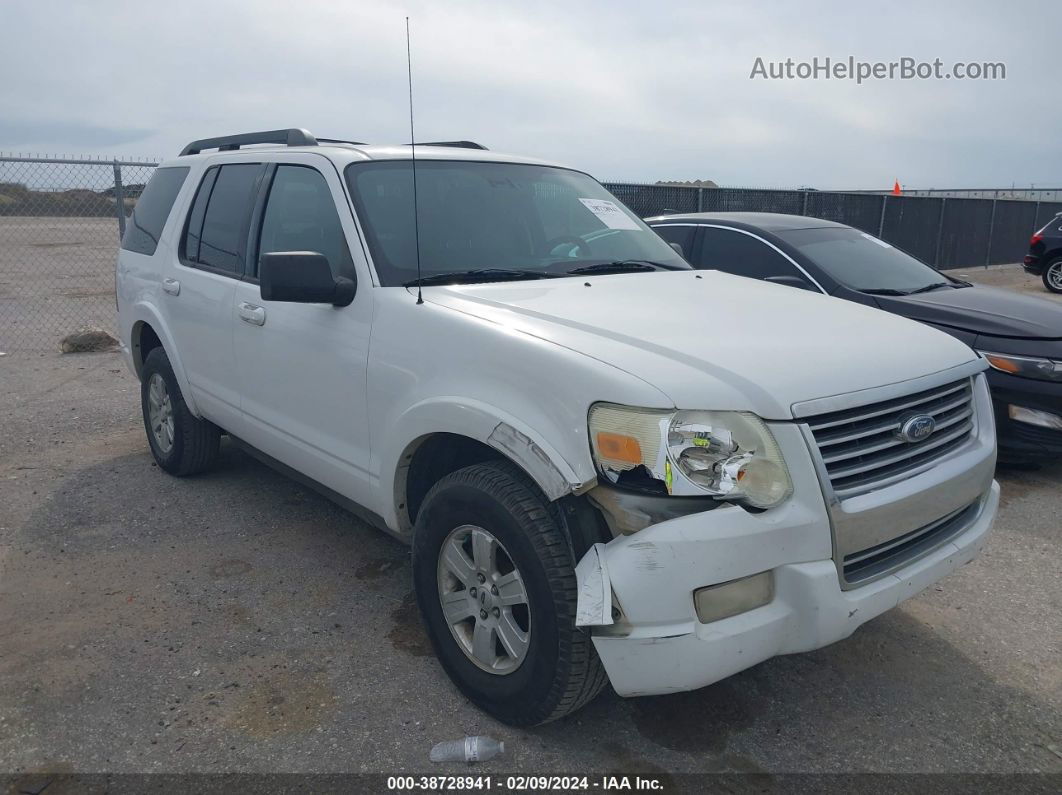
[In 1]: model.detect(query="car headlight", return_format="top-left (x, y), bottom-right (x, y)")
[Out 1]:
top-left (588, 404), bottom-right (793, 508)
top-left (980, 351), bottom-right (1062, 382)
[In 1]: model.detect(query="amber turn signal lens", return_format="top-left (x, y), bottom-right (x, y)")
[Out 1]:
top-left (596, 432), bottom-right (643, 464)
top-left (984, 354), bottom-right (1022, 374)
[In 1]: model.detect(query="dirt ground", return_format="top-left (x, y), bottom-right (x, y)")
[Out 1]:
top-left (0, 265), bottom-right (1060, 779)
top-left (0, 217), bottom-right (121, 353)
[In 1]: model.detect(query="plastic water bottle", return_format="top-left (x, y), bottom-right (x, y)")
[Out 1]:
top-left (430, 736), bottom-right (505, 763)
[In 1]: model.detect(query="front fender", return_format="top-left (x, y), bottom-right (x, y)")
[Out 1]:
top-left (377, 396), bottom-right (597, 534)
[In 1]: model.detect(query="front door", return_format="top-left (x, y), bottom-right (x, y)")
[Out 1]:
top-left (231, 156), bottom-right (374, 505)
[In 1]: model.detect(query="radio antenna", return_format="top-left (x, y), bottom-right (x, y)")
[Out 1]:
top-left (406, 17), bottom-right (423, 305)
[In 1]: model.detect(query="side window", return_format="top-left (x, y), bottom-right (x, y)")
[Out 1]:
top-left (120, 166), bottom-right (189, 255)
top-left (651, 225), bottom-right (694, 260)
top-left (182, 167), bottom-right (218, 264)
top-left (182, 163), bottom-right (262, 274)
top-left (697, 227), bottom-right (803, 281)
top-left (256, 165), bottom-right (353, 277)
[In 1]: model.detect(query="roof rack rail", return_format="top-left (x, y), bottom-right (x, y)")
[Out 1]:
top-left (316, 137), bottom-right (367, 146)
top-left (411, 140), bottom-right (488, 150)
top-left (179, 128), bottom-right (318, 156)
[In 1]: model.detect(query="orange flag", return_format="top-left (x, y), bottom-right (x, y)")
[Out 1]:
top-left (892, 179), bottom-right (902, 196)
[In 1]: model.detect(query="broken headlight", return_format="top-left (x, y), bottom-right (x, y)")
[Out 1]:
top-left (588, 404), bottom-right (792, 509)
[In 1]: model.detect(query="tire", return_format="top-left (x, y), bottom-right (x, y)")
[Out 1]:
top-left (1042, 258), bottom-right (1062, 294)
top-left (140, 347), bottom-right (220, 476)
top-left (412, 460), bottom-right (608, 725)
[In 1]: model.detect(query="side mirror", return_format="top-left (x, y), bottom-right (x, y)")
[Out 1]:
top-left (668, 242), bottom-right (685, 258)
top-left (259, 251), bottom-right (355, 307)
top-left (763, 274), bottom-right (817, 292)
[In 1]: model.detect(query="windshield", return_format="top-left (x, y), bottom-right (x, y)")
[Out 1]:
top-left (778, 226), bottom-right (951, 293)
top-left (344, 160), bottom-right (689, 286)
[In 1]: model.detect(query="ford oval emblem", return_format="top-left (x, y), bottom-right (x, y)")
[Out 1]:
top-left (897, 414), bottom-right (936, 443)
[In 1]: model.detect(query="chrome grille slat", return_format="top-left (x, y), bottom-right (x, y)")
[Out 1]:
top-left (820, 407), bottom-right (975, 466)
top-left (806, 377), bottom-right (976, 499)
top-left (829, 420), bottom-right (973, 481)
top-left (831, 433), bottom-right (971, 498)
top-left (815, 392), bottom-right (973, 447)
top-left (807, 381), bottom-right (969, 433)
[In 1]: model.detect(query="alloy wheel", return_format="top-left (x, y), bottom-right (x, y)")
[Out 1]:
top-left (436, 524), bottom-right (531, 674)
top-left (147, 373), bottom-right (175, 454)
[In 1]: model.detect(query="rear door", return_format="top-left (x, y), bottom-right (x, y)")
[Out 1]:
top-left (231, 154), bottom-right (374, 506)
top-left (163, 160), bottom-right (266, 429)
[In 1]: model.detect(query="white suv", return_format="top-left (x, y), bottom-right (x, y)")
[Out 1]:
top-left (116, 129), bottom-right (999, 725)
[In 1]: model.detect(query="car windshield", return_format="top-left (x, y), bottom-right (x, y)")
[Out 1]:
top-left (344, 160), bottom-right (689, 286)
top-left (777, 226), bottom-right (952, 294)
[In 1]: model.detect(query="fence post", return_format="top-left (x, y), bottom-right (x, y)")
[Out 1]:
top-left (697, 187), bottom-right (704, 213)
top-left (1034, 201), bottom-right (1041, 231)
top-left (801, 190), bottom-right (809, 216)
top-left (877, 195), bottom-right (887, 238)
top-left (112, 160), bottom-right (126, 239)
top-left (933, 198), bottom-right (947, 268)
top-left (984, 199), bottom-right (997, 267)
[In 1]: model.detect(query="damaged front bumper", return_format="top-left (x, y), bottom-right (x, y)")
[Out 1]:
top-left (574, 422), bottom-right (1000, 698)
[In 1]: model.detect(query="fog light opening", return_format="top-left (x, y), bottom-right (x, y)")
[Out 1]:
top-left (1008, 404), bottom-right (1062, 431)
top-left (693, 571), bottom-right (773, 624)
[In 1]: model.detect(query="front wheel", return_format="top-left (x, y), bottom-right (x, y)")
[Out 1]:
top-left (412, 461), bottom-right (607, 725)
top-left (1042, 258), bottom-right (1062, 294)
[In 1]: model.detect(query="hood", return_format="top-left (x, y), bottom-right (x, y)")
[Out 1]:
top-left (873, 284), bottom-right (1062, 339)
top-left (421, 271), bottom-right (980, 419)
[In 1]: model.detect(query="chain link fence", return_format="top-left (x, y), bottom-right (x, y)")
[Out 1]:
top-left (604, 182), bottom-right (1062, 270)
top-left (1, 154), bottom-right (1057, 353)
top-left (0, 155), bottom-right (157, 353)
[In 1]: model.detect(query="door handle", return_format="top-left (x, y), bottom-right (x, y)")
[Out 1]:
top-left (162, 278), bottom-right (180, 296)
top-left (238, 302), bottom-right (267, 326)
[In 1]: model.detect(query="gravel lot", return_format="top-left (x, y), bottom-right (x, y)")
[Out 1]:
top-left (0, 265), bottom-right (1060, 780)
top-left (0, 217), bottom-right (120, 352)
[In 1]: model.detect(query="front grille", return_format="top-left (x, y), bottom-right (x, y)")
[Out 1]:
top-left (842, 501), bottom-right (979, 584)
top-left (807, 378), bottom-right (975, 498)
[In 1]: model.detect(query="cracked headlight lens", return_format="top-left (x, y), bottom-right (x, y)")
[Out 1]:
top-left (588, 404), bottom-right (793, 508)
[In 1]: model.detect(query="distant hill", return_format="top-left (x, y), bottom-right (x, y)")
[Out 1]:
top-left (655, 179), bottom-right (719, 188)
top-left (0, 181), bottom-right (143, 217)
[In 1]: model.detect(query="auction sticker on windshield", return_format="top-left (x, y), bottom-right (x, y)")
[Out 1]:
top-left (579, 198), bottom-right (641, 230)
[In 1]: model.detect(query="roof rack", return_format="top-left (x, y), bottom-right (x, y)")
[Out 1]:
top-left (178, 128), bottom-right (318, 156)
top-left (412, 141), bottom-right (488, 150)
top-left (178, 130), bottom-right (488, 157)
top-left (316, 137), bottom-right (367, 146)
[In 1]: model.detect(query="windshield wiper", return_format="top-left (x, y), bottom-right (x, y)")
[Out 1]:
top-left (859, 288), bottom-right (912, 296)
top-left (566, 260), bottom-right (677, 275)
top-left (906, 282), bottom-right (951, 294)
top-left (403, 269), bottom-right (559, 287)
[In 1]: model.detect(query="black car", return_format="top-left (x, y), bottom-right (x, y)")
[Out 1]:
top-left (1025, 212), bottom-right (1062, 294)
top-left (647, 212), bottom-right (1062, 463)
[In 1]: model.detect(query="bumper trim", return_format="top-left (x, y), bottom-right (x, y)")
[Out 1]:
top-left (592, 481), bottom-right (998, 698)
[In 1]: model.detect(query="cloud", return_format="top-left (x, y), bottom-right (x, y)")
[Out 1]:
top-left (0, 119), bottom-right (154, 149)
top-left (0, 0), bottom-right (1058, 189)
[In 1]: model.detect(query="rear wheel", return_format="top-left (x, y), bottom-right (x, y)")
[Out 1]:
top-left (1042, 258), bottom-right (1062, 294)
top-left (412, 460), bottom-right (607, 725)
top-left (140, 347), bottom-right (220, 475)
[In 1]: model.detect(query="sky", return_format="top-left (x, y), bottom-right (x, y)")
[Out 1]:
top-left (1, 0), bottom-right (1058, 190)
